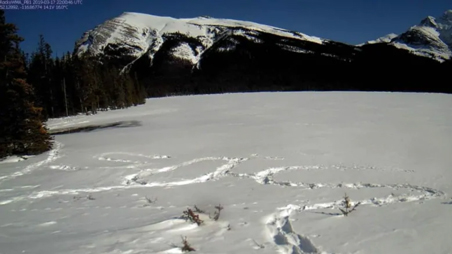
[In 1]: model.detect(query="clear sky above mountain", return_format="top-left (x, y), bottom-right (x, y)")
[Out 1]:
top-left (4, 0), bottom-right (451, 57)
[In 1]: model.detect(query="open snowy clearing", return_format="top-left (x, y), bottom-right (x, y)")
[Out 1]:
top-left (1, 92), bottom-right (452, 254)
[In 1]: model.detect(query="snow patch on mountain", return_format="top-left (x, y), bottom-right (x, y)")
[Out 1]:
top-left (276, 43), bottom-right (309, 54)
top-left (215, 37), bottom-right (239, 53)
top-left (170, 43), bottom-right (198, 64)
top-left (360, 33), bottom-right (397, 45)
top-left (216, 45), bottom-right (237, 53)
top-left (420, 16), bottom-right (438, 28)
top-left (233, 29), bottom-right (264, 44)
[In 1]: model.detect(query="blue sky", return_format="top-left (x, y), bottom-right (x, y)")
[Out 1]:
top-left (4, 0), bottom-right (451, 57)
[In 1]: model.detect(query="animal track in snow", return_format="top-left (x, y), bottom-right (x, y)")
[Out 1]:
top-left (123, 156), bottom-right (248, 187)
top-left (0, 141), bottom-right (63, 184)
top-left (49, 165), bottom-right (81, 171)
top-left (265, 205), bottom-right (320, 254)
top-left (261, 186), bottom-right (443, 253)
top-left (0, 151), bottom-right (444, 209)
top-left (0, 150), bottom-right (447, 254)
top-left (229, 165), bottom-right (443, 207)
top-left (93, 152), bottom-right (171, 169)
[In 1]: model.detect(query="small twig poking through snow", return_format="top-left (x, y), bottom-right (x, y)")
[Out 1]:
top-left (145, 196), bottom-right (157, 204)
top-left (212, 204), bottom-right (223, 221)
top-left (252, 239), bottom-right (265, 249)
top-left (182, 208), bottom-right (203, 226)
top-left (339, 193), bottom-right (360, 216)
top-left (181, 236), bottom-right (196, 252)
top-left (193, 205), bottom-right (205, 214)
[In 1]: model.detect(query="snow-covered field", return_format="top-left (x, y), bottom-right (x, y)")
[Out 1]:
top-left (1, 92), bottom-right (452, 254)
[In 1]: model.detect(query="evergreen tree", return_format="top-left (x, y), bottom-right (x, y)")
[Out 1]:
top-left (27, 34), bottom-right (56, 119)
top-left (25, 40), bottom-right (148, 119)
top-left (0, 10), bottom-right (52, 158)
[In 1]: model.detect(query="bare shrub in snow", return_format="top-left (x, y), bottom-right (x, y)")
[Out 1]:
top-left (181, 236), bottom-right (196, 252)
top-left (339, 193), bottom-right (360, 216)
top-left (182, 208), bottom-right (203, 226)
top-left (211, 204), bottom-right (223, 221)
top-left (145, 196), bottom-right (157, 204)
top-left (73, 194), bottom-right (95, 201)
top-left (252, 239), bottom-right (265, 249)
top-left (193, 205), bottom-right (206, 214)
top-left (193, 204), bottom-right (224, 221)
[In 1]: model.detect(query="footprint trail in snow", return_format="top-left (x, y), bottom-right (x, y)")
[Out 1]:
top-left (0, 151), bottom-right (444, 210)
top-left (0, 150), bottom-right (447, 253)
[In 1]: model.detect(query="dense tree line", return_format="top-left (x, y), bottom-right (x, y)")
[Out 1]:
top-left (0, 11), bottom-right (147, 158)
top-left (26, 35), bottom-right (146, 120)
top-left (0, 10), bottom-right (51, 158)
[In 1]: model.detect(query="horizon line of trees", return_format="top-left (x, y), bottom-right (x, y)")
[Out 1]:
top-left (26, 35), bottom-right (147, 120)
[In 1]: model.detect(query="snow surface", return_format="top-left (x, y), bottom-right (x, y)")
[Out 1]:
top-left (1, 92), bottom-right (452, 254)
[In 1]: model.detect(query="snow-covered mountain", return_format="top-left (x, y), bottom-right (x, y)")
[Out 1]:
top-left (364, 10), bottom-right (452, 62)
top-left (75, 12), bottom-right (324, 68)
top-left (74, 11), bottom-right (451, 96)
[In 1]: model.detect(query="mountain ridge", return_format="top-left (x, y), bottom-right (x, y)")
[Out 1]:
top-left (73, 11), bottom-right (452, 96)
top-left (76, 10), bottom-right (452, 64)
top-left (75, 11), bottom-right (326, 71)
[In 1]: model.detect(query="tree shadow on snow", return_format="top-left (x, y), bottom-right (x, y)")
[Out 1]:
top-left (310, 211), bottom-right (342, 216)
top-left (50, 120), bottom-right (142, 135)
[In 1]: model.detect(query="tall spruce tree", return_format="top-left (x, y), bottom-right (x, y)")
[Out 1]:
top-left (0, 10), bottom-right (52, 158)
top-left (27, 35), bottom-right (55, 119)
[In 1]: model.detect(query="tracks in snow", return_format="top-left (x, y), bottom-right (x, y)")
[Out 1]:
top-left (123, 156), bottom-right (247, 187)
top-left (0, 151), bottom-right (445, 208)
top-left (0, 149), bottom-right (447, 253)
top-left (229, 165), bottom-right (443, 208)
top-left (0, 141), bottom-right (63, 184)
top-left (265, 205), bottom-right (319, 254)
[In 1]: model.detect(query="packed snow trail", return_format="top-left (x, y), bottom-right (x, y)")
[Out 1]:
top-left (1, 151), bottom-right (444, 211)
